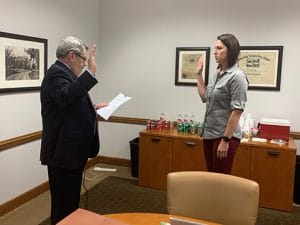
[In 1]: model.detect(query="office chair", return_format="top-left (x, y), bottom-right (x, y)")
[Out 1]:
top-left (167, 171), bottom-right (259, 225)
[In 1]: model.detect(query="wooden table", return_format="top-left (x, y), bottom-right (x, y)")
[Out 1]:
top-left (106, 212), bottom-right (221, 225)
top-left (57, 209), bottom-right (221, 225)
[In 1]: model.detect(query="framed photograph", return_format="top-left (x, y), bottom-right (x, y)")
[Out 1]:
top-left (175, 47), bottom-right (210, 86)
top-left (0, 31), bottom-right (47, 93)
top-left (238, 46), bottom-right (283, 91)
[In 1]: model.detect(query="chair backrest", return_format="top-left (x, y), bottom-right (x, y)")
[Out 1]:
top-left (167, 171), bottom-right (259, 225)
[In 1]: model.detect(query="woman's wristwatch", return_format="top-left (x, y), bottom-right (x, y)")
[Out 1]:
top-left (222, 136), bottom-right (231, 142)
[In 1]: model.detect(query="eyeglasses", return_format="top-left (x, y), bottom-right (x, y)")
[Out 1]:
top-left (73, 51), bottom-right (87, 62)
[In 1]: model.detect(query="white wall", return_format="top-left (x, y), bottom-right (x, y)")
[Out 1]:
top-left (0, 0), bottom-right (99, 204)
top-left (96, 0), bottom-right (300, 160)
top-left (1, 0), bottom-right (300, 204)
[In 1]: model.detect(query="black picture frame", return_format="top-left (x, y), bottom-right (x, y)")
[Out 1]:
top-left (0, 31), bottom-right (47, 93)
top-left (175, 47), bottom-right (210, 86)
top-left (238, 46), bottom-right (283, 91)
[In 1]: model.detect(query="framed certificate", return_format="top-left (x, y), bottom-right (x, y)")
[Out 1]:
top-left (175, 47), bottom-right (210, 86)
top-left (238, 46), bottom-right (283, 91)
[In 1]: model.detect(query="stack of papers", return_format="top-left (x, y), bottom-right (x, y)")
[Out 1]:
top-left (252, 137), bottom-right (267, 143)
top-left (270, 139), bottom-right (287, 145)
top-left (97, 93), bottom-right (131, 120)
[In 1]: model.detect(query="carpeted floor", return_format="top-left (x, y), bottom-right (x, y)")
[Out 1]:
top-left (39, 176), bottom-right (300, 225)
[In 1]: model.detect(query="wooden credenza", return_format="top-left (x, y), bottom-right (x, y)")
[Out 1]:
top-left (138, 129), bottom-right (297, 212)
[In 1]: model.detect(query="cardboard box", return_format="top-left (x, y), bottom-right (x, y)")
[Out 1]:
top-left (259, 118), bottom-right (291, 141)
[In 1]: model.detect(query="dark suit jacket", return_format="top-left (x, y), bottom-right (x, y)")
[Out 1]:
top-left (40, 60), bottom-right (99, 170)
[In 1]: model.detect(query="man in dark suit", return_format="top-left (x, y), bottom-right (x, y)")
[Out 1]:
top-left (40, 36), bottom-right (107, 225)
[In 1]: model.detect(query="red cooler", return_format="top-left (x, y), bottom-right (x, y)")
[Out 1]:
top-left (259, 118), bottom-right (291, 141)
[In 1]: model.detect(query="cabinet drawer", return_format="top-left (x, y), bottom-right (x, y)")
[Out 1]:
top-left (250, 147), bottom-right (296, 211)
top-left (138, 134), bottom-right (172, 190)
top-left (140, 135), bottom-right (172, 158)
top-left (172, 138), bottom-right (207, 171)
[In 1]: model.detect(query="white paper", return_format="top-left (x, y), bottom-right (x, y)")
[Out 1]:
top-left (251, 137), bottom-right (267, 142)
top-left (97, 93), bottom-right (131, 120)
top-left (93, 167), bottom-right (117, 172)
top-left (170, 217), bottom-right (208, 225)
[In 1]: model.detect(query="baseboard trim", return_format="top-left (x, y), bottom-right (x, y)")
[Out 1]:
top-left (0, 155), bottom-right (129, 217)
top-left (85, 156), bottom-right (100, 169)
top-left (0, 181), bottom-right (49, 217)
top-left (98, 155), bottom-right (131, 167)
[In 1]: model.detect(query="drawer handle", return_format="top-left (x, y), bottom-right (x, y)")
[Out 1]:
top-left (151, 138), bottom-right (161, 142)
top-left (185, 141), bottom-right (196, 146)
top-left (267, 151), bottom-right (280, 157)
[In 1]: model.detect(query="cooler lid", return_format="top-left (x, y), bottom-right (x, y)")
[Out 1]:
top-left (260, 118), bottom-right (291, 126)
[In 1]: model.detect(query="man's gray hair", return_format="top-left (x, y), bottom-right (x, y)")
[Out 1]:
top-left (56, 36), bottom-right (89, 58)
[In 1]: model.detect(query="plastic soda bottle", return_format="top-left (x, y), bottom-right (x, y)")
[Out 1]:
top-left (177, 114), bottom-right (183, 132)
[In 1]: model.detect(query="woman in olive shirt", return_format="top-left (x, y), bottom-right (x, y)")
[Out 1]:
top-left (196, 34), bottom-right (248, 174)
